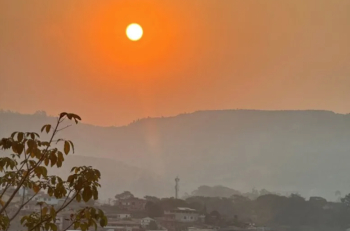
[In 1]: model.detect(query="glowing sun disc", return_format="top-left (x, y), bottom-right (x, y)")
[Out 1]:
top-left (126, 23), bottom-right (143, 41)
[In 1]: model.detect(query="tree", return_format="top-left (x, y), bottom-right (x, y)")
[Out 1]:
top-left (259, 189), bottom-right (271, 196)
top-left (147, 220), bottom-right (158, 230)
top-left (0, 112), bottom-right (107, 231)
top-left (210, 210), bottom-right (221, 219)
top-left (144, 196), bottom-right (160, 203)
top-left (341, 193), bottom-right (350, 207)
top-left (115, 191), bottom-right (134, 200)
top-left (145, 201), bottom-right (163, 218)
top-left (231, 195), bottom-right (250, 204)
top-left (255, 194), bottom-right (287, 225)
top-left (205, 210), bottom-right (221, 225)
top-left (309, 196), bottom-right (327, 208)
top-left (158, 198), bottom-right (190, 211)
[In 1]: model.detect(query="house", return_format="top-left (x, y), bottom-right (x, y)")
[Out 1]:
top-left (21, 201), bottom-right (40, 212)
top-left (116, 197), bottom-right (147, 211)
top-left (54, 216), bottom-right (65, 231)
top-left (107, 212), bottom-right (132, 221)
top-left (164, 207), bottom-right (199, 223)
top-left (33, 192), bottom-right (64, 206)
top-left (117, 212), bottom-right (132, 220)
top-left (155, 215), bottom-right (177, 231)
top-left (55, 211), bottom-right (75, 231)
top-left (188, 227), bottom-right (216, 231)
top-left (103, 219), bottom-right (143, 231)
top-left (255, 227), bottom-right (272, 231)
top-left (141, 217), bottom-right (155, 227)
top-left (156, 215), bottom-right (204, 231)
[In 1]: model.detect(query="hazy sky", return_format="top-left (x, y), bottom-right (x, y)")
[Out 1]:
top-left (1, 0), bottom-right (350, 126)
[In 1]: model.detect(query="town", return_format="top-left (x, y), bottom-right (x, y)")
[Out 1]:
top-left (0, 186), bottom-right (268, 231)
top-left (2, 179), bottom-right (350, 231)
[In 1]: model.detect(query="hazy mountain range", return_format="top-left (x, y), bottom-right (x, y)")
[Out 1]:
top-left (1, 109), bottom-right (350, 201)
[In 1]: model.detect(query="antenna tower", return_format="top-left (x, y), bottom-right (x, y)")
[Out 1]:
top-left (175, 176), bottom-right (180, 199)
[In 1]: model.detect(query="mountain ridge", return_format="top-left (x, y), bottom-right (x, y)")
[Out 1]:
top-left (2, 109), bottom-right (350, 200)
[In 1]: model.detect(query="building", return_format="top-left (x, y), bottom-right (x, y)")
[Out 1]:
top-left (107, 212), bottom-right (132, 221)
top-left (103, 219), bottom-right (143, 231)
top-left (155, 215), bottom-right (176, 231)
top-left (117, 198), bottom-right (147, 211)
top-left (164, 208), bottom-right (199, 223)
top-left (141, 217), bottom-right (155, 227)
top-left (21, 201), bottom-right (40, 212)
top-left (33, 192), bottom-right (65, 206)
top-left (188, 227), bottom-right (216, 231)
top-left (156, 215), bottom-right (204, 231)
top-left (198, 215), bottom-right (205, 223)
top-left (54, 211), bottom-right (80, 231)
top-left (219, 227), bottom-right (247, 231)
top-left (54, 215), bottom-right (65, 231)
top-left (117, 213), bottom-right (132, 220)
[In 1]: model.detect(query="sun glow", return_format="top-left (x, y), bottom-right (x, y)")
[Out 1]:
top-left (126, 23), bottom-right (143, 41)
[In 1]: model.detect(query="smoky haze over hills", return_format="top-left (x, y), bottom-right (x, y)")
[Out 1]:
top-left (1, 109), bottom-right (350, 201)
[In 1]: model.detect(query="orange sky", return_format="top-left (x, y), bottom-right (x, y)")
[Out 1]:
top-left (1, 0), bottom-right (350, 126)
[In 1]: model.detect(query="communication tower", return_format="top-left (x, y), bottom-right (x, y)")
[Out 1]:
top-left (175, 176), bottom-right (180, 199)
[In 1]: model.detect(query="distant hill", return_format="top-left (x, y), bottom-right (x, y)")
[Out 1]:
top-left (0, 111), bottom-right (171, 200)
top-left (2, 109), bottom-right (350, 200)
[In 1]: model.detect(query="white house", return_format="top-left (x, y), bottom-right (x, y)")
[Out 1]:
top-left (33, 193), bottom-right (64, 206)
top-left (141, 217), bottom-right (155, 227)
top-left (164, 207), bottom-right (199, 222)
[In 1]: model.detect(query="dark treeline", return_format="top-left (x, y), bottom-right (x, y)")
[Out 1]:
top-left (187, 193), bottom-right (350, 230)
top-left (103, 193), bottom-right (350, 231)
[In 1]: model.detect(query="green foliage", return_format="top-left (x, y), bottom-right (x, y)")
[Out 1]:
top-left (0, 112), bottom-right (107, 231)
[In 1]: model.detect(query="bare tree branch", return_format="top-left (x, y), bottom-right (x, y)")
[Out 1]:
top-left (28, 190), bottom-right (81, 231)
top-left (0, 182), bottom-right (11, 199)
top-left (61, 190), bottom-right (73, 209)
top-left (56, 125), bottom-right (72, 133)
top-left (9, 192), bottom-right (38, 221)
top-left (62, 214), bottom-right (80, 231)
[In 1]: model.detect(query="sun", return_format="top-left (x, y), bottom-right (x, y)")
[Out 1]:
top-left (126, 23), bottom-right (143, 41)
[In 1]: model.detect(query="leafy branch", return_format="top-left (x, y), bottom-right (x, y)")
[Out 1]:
top-left (0, 112), bottom-right (107, 231)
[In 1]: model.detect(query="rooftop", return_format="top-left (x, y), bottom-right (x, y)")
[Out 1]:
top-left (107, 219), bottom-right (141, 225)
top-left (177, 207), bottom-right (196, 211)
